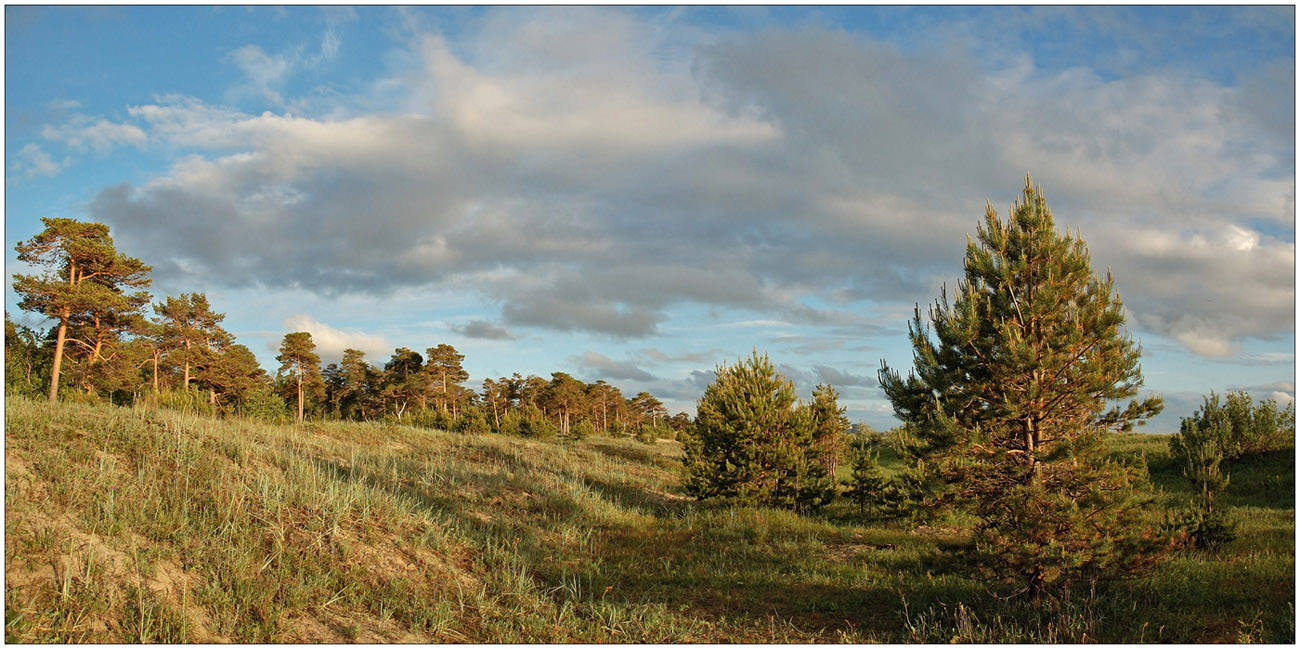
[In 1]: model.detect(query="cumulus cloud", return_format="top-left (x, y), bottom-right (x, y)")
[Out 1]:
top-left (280, 313), bottom-right (390, 363)
top-left (86, 10), bottom-right (1292, 355)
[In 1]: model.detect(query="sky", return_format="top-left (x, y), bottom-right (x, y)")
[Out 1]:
top-left (4, 5), bottom-right (1295, 431)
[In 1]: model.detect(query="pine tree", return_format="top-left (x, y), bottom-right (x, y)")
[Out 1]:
top-left (382, 347), bottom-right (424, 418)
top-left (424, 344), bottom-right (468, 413)
top-left (276, 332), bottom-right (324, 422)
top-left (844, 445), bottom-right (888, 515)
top-left (683, 350), bottom-right (834, 512)
top-left (335, 348), bottom-right (379, 420)
top-left (13, 218), bottom-right (151, 403)
top-left (878, 177), bottom-right (1173, 600)
top-left (154, 293), bottom-right (227, 392)
top-left (810, 383), bottom-right (850, 478)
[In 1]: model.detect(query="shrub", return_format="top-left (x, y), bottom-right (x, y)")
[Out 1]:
top-left (237, 385), bottom-right (291, 424)
top-left (455, 408), bottom-right (491, 435)
top-left (607, 420), bottom-right (629, 438)
top-left (1173, 505), bottom-right (1237, 551)
top-left (1172, 391), bottom-right (1294, 465)
top-left (517, 405), bottom-right (557, 439)
top-left (498, 408), bottom-right (523, 436)
top-left (410, 407), bottom-right (454, 431)
top-left (569, 419), bottom-right (596, 441)
top-left (634, 423), bottom-right (658, 445)
top-left (1170, 413), bottom-right (1232, 497)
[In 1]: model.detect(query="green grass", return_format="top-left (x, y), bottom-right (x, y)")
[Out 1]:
top-left (4, 397), bottom-right (1294, 642)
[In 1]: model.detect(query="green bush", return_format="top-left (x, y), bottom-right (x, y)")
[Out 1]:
top-left (1173, 391), bottom-right (1295, 465)
top-left (516, 405), bottom-right (557, 439)
top-left (237, 385), bottom-right (291, 424)
top-left (607, 420), bottom-right (629, 438)
top-left (633, 423), bottom-right (658, 444)
top-left (455, 408), bottom-right (491, 436)
top-left (410, 407), bottom-right (454, 431)
top-left (569, 419), bottom-right (596, 441)
top-left (497, 408), bottom-right (523, 436)
top-left (1170, 503), bottom-right (1237, 551)
top-left (683, 350), bottom-right (835, 513)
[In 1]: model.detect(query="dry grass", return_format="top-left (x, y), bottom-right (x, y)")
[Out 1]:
top-left (4, 397), bottom-right (1294, 642)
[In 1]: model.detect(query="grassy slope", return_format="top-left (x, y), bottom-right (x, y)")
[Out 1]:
top-left (4, 397), bottom-right (1294, 642)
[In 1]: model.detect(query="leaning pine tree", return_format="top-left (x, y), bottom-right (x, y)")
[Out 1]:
top-left (878, 176), bottom-right (1177, 601)
top-left (682, 351), bottom-right (835, 512)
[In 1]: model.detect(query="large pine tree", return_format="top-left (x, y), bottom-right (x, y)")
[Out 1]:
top-left (13, 218), bottom-right (151, 403)
top-left (878, 177), bottom-right (1173, 599)
top-left (276, 332), bottom-right (325, 422)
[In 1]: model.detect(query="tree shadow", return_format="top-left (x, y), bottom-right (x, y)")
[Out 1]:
top-left (582, 440), bottom-right (681, 471)
top-left (306, 448), bottom-right (976, 641)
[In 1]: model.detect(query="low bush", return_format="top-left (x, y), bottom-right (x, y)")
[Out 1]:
top-left (1172, 392), bottom-right (1294, 467)
top-left (455, 408), bottom-right (491, 435)
top-left (237, 385), bottom-right (291, 424)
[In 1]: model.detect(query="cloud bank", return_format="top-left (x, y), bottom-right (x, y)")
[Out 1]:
top-left (83, 8), bottom-right (1292, 356)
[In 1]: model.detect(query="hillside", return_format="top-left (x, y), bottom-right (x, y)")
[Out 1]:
top-left (4, 397), bottom-right (1294, 642)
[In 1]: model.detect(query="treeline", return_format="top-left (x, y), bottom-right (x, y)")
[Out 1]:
top-left (276, 330), bottom-right (687, 439)
top-left (6, 217), bottom-right (683, 440)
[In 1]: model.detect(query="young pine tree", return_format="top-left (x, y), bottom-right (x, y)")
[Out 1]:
top-left (810, 383), bottom-right (850, 478)
top-left (844, 444), bottom-right (888, 515)
top-left (878, 177), bottom-right (1175, 600)
top-left (682, 350), bottom-right (834, 512)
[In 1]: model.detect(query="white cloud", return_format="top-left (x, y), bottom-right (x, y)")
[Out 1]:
top-left (280, 314), bottom-right (390, 364)
top-left (7, 143), bottom-right (66, 180)
top-left (226, 45), bottom-right (291, 105)
top-left (41, 117), bottom-right (146, 152)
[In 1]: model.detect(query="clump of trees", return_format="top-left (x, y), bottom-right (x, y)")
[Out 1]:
top-left (11, 218), bottom-right (264, 409)
top-left (878, 177), bottom-right (1177, 600)
top-left (681, 351), bottom-right (841, 513)
top-left (8, 218), bottom-right (678, 439)
top-left (13, 218), bottom-right (152, 403)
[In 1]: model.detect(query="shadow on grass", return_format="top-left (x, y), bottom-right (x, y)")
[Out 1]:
top-left (582, 440), bottom-right (681, 471)
top-left (305, 451), bottom-right (953, 640)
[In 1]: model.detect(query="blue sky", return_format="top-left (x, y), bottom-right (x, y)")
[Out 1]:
top-left (5, 6), bottom-right (1295, 431)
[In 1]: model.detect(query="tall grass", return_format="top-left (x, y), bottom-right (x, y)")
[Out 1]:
top-left (4, 397), bottom-right (1294, 642)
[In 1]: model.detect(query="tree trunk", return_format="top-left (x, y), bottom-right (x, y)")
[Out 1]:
top-left (182, 336), bottom-right (192, 389)
top-left (296, 367), bottom-right (304, 423)
top-left (48, 310), bottom-right (69, 404)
